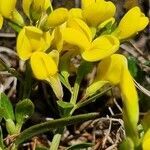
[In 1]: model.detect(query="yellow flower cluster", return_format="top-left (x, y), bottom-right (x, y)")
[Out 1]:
top-left (0, 0), bottom-right (149, 147)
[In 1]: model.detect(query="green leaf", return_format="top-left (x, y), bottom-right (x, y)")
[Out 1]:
top-left (0, 93), bottom-right (14, 120)
top-left (15, 99), bottom-right (34, 125)
top-left (127, 57), bottom-right (138, 78)
top-left (6, 119), bottom-right (16, 135)
top-left (77, 61), bottom-right (94, 80)
top-left (15, 113), bottom-right (99, 146)
top-left (57, 101), bottom-right (74, 117)
top-left (119, 137), bottom-right (134, 150)
top-left (66, 142), bottom-right (93, 150)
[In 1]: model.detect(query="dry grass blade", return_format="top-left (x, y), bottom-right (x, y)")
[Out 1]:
top-left (134, 79), bottom-right (150, 97)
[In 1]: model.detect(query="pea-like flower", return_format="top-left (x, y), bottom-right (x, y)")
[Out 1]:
top-left (113, 7), bottom-right (149, 40)
top-left (30, 51), bottom-right (63, 99)
top-left (86, 54), bottom-right (139, 138)
top-left (17, 26), bottom-right (52, 60)
top-left (82, 0), bottom-right (116, 27)
top-left (61, 18), bottom-right (120, 61)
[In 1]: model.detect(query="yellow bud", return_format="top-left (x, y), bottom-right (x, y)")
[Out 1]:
top-left (47, 8), bottom-right (69, 27)
top-left (17, 26), bottom-right (52, 60)
top-left (114, 7), bottom-right (149, 40)
top-left (0, 0), bottom-right (16, 18)
top-left (30, 52), bottom-right (57, 80)
top-left (82, 35), bottom-right (119, 62)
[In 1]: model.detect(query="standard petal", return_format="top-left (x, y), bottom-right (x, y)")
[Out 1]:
top-left (96, 54), bottom-right (127, 84)
top-left (62, 28), bottom-right (91, 51)
top-left (82, 35), bottom-right (119, 61)
top-left (17, 28), bottom-right (32, 60)
top-left (67, 18), bottom-right (92, 42)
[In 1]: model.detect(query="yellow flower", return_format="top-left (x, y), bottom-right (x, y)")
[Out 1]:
top-left (61, 21), bottom-right (119, 61)
top-left (17, 26), bottom-right (52, 60)
top-left (22, 0), bottom-right (51, 18)
top-left (82, 0), bottom-right (116, 27)
top-left (47, 8), bottom-right (69, 28)
top-left (30, 51), bottom-right (63, 99)
top-left (113, 7), bottom-right (149, 40)
top-left (86, 54), bottom-right (139, 137)
top-left (143, 129), bottom-right (150, 150)
top-left (0, 0), bottom-right (16, 18)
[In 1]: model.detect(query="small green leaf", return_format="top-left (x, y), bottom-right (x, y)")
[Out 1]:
top-left (6, 119), bottom-right (16, 135)
top-left (119, 137), bottom-right (134, 150)
top-left (57, 101), bottom-right (74, 117)
top-left (15, 99), bottom-right (34, 125)
top-left (66, 142), bottom-right (93, 150)
top-left (127, 57), bottom-right (138, 77)
top-left (0, 93), bottom-right (14, 120)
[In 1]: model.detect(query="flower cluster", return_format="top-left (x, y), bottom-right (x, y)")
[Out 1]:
top-left (0, 0), bottom-right (149, 149)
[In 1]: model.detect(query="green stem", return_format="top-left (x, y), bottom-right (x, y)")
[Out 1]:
top-left (15, 113), bottom-right (99, 146)
top-left (70, 76), bottom-right (81, 105)
top-left (0, 59), bottom-right (23, 82)
top-left (22, 62), bottom-right (32, 99)
top-left (76, 86), bottom-right (113, 109)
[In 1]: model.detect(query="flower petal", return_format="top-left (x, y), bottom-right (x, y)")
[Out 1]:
top-left (69, 8), bottom-right (83, 19)
top-left (0, 0), bottom-right (16, 18)
top-left (82, 35), bottom-right (119, 61)
top-left (62, 28), bottom-right (91, 51)
top-left (30, 52), bottom-right (57, 80)
top-left (82, 0), bottom-right (116, 27)
top-left (47, 8), bottom-right (69, 27)
top-left (67, 18), bottom-right (92, 42)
